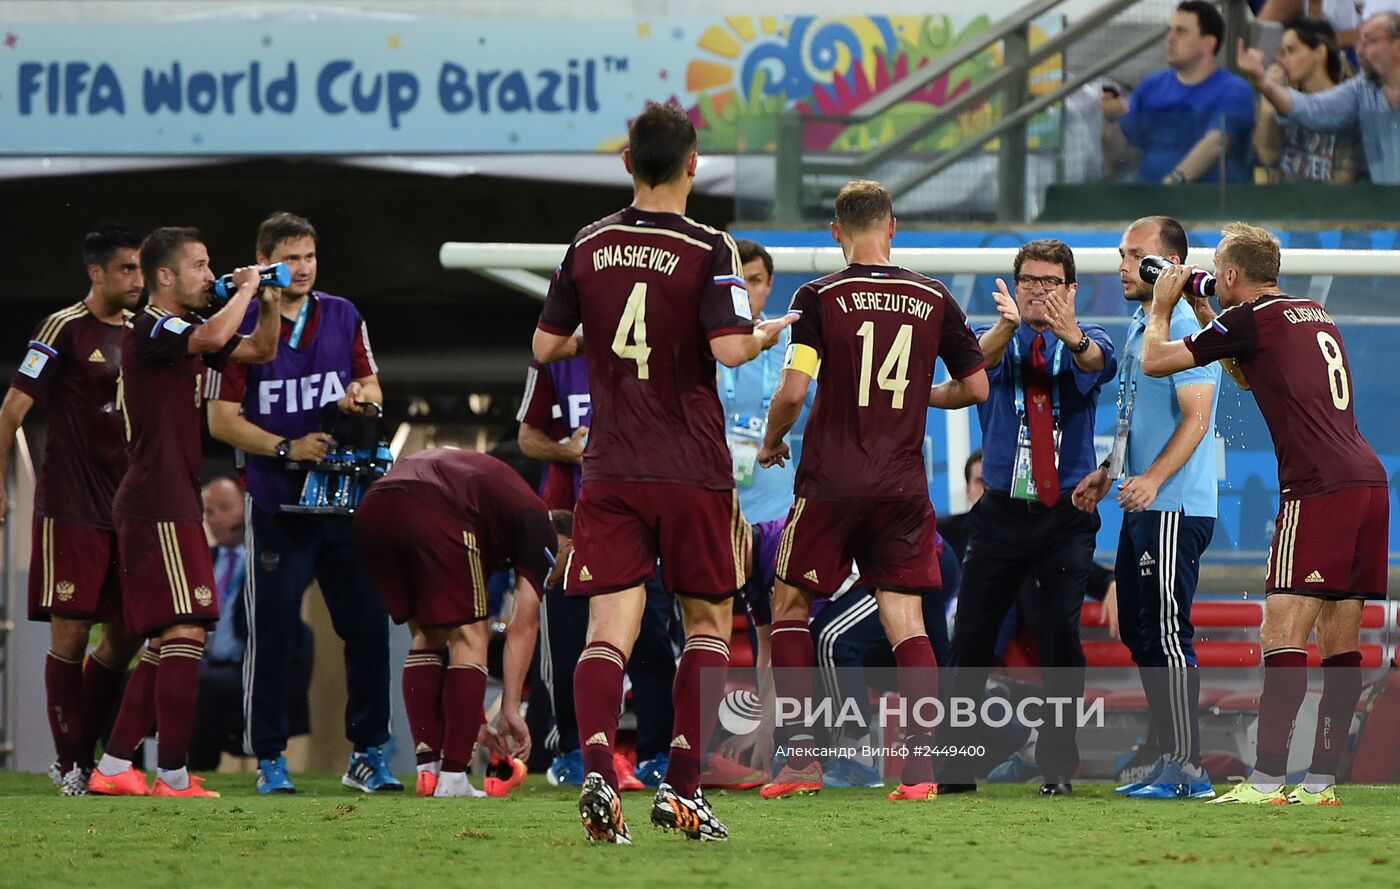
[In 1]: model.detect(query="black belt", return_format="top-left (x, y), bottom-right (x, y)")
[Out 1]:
top-left (985, 489), bottom-right (1058, 515)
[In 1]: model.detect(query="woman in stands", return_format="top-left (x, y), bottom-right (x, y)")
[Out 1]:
top-left (1252, 18), bottom-right (1366, 183)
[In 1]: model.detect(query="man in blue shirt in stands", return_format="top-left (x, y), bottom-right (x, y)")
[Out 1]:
top-left (1074, 217), bottom-right (1220, 801)
top-left (1102, 1), bottom-right (1255, 183)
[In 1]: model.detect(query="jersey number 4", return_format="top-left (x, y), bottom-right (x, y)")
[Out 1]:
top-left (612, 282), bottom-right (652, 380)
top-left (856, 321), bottom-right (913, 409)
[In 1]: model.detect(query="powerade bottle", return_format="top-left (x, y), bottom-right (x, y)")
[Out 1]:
top-left (331, 446), bottom-right (355, 509)
top-left (372, 440), bottom-right (394, 479)
top-left (298, 464), bottom-right (323, 508)
top-left (350, 445), bottom-right (374, 510)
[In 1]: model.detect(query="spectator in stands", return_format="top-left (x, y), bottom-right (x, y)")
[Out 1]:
top-left (942, 240), bottom-right (1117, 797)
top-left (1240, 11), bottom-right (1400, 184)
top-left (1261, 0), bottom-right (1400, 50)
top-left (1101, 1), bottom-right (1255, 184)
top-left (1253, 19), bottom-right (1366, 182)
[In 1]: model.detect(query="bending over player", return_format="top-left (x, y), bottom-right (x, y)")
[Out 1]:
top-left (354, 447), bottom-right (556, 799)
top-left (1142, 222), bottom-right (1388, 806)
top-left (533, 102), bottom-right (793, 843)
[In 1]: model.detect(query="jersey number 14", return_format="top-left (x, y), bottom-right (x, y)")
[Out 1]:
top-left (856, 321), bottom-right (913, 409)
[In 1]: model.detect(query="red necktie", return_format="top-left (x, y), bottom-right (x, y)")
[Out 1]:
top-left (1025, 335), bottom-right (1060, 507)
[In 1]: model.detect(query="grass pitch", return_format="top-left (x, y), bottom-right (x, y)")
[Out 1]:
top-left (1, 773), bottom-right (1397, 888)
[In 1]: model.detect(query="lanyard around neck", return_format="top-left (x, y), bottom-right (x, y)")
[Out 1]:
top-left (288, 296), bottom-right (313, 349)
top-left (1010, 331), bottom-right (1063, 420)
top-left (722, 323), bottom-right (782, 412)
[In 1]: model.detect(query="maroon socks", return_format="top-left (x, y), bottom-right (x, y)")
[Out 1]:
top-left (770, 620), bottom-right (817, 770)
top-left (664, 634), bottom-right (730, 797)
top-left (440, 664), bottom-right (488, 773)
top-left (154, 638), bottom-right (204, 771)
top-left (574, 641), bottom-right (627, 788)
top-left (403, 648), bottom-right (446, 766)
top-left (1254, 648), bottom-right (1308, 777)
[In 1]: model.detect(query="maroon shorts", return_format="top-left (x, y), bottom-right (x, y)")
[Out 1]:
top-left (28, 513), bottom-right (121, 623)
top-left (566, 480), bottom-right (745, 599)
top-left (1267, 485), bottom-right (1389, 600)
top-left (115, 517), bottom-right (219, 637)
top-left (777, 496), bottom-right (941, 597)
top-left (354, 487), bottom-right (490, 627)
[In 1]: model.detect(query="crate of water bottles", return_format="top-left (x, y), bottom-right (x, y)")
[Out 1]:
top-left (281, 403), bottom-right (393, 516)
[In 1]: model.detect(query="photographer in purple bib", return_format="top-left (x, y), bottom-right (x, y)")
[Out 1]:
top-left (206, 212), bottom-right (397, 795)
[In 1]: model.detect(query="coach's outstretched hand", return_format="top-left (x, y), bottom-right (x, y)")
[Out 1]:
top-left (991, 278), bottom-right (1020, 330)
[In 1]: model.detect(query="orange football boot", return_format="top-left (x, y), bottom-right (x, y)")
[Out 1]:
top-left (87, 766), bottom-right (148, 797)
top-left (888, 782), bottom-right (938, 801)
top-left (150, 774), bottom-right (220, 798)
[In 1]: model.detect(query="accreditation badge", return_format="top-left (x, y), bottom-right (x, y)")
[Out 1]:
top-left (1108, 415), bottom-right (1130, 480)
top-left (728, 414), bottom-right (764, 488)
top-left (1010, 422), bottom-right (1062, 501)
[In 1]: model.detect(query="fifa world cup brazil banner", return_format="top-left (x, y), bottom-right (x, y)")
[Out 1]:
top-left (0, 15), bottom-right (1061, 154)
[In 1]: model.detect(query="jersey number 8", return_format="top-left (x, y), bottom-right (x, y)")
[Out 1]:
top-left (1316, 330), bottom-right (1350, 411)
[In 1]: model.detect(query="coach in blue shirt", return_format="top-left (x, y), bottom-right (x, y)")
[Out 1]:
top-left (944, 239), bottom-right (1116, 797)
top-left (1103, 1), bottom-right (1254, 183)
top-left (1075, 217), bottom-right (1220, 800)
top-left (720, 240), bottom-right (814, 523)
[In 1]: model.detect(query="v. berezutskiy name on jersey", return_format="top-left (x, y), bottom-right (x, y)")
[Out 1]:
top-left (257, 370), bottom-right (346, 415)
top-left (836, 291), bottom-right (935, 321)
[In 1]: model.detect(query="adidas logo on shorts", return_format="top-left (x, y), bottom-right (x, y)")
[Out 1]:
top-left (671, 735), bottom-right (691, 750)
top-left (579, 565), bottom-right (593, 582)
top-left (1305, 570), bottom-right (1325, 583)
top-left (585, 732), bottom-right (609, 746)
top-left (804, 569), bottom-right (819, 584)
top-left (1138, 552), bottom-right (1155, 567)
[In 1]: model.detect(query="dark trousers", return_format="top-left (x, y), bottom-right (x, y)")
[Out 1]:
top-left (541, 576), bottom-right (677, 760)
top-left (243, 501), bottom-right (391, 759)
top-left (1116, 511), bottom-right (1214, 767)
top-left (947, 491), bottom-right (1098, 783)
